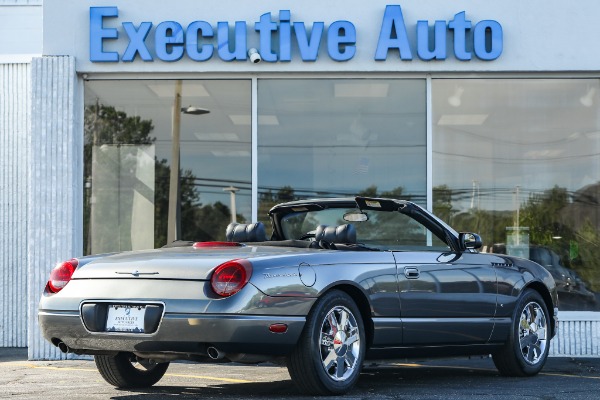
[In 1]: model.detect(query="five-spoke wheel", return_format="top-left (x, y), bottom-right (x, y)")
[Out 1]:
top-left (518, 301), bottom-right (548, 365)
top-left (493, 289), bottom-right (551, 376)
top-left (287, 290), bottom-right (365, 395)
top-left (319, 305), bottom-right (361, 382)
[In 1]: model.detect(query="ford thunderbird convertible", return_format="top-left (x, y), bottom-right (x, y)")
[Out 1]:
top-left (38, 197), bottom-right (558, 395)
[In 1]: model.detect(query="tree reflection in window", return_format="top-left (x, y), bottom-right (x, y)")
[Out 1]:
top-left (83, 104), bottom-right (238, 254)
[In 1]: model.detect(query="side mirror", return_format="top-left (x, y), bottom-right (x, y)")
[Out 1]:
top-left (459, 232), bottom-right (483, 250)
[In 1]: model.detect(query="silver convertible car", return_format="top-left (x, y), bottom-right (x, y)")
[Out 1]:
top-left (39, 197), bottom-right (558, 395)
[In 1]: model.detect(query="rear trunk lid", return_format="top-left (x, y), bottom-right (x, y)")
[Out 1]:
top-left (72, 245), bottom-right (309, 280)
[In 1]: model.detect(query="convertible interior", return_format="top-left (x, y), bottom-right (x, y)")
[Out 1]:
top-left (225, 222), bottom-right (372, 251)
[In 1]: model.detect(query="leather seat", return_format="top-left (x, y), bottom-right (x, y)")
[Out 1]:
top-left (225, 222), bottom-right (268, 242)
top-left (314, 224), bottom-right (357, 244)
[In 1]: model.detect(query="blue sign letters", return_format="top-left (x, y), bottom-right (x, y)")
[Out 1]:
top-left (376, 5), bottom-right (502, 61)
top-left (122, 22), bottom-right (152, 62)
top-left (186, 21), bottom-right (214, 61)
top-left (90, 7), bottom-right (119, 62)
top-left (89, 5), bottom-right (503, 63)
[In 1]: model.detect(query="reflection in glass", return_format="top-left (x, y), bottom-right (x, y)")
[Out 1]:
top-left (279, 208), bottom-right (449, 251)
top-left (257, 79), bottom-right (427, 225)
top-left (83, 80), bottom-right (251, 254)
top-left (432, 79), bottom-right (600, 310)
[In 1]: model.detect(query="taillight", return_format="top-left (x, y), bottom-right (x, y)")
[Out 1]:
top-left (211, 259), bottom-right (252, 297)
top-left (193, 241), bottom-right (243, 248)
top-left (46, 259), bottom-right (78, 293)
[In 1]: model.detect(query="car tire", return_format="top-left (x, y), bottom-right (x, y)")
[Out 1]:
top-left (493, 289), bottom-right (550, 376)
top-left (287, 289), bottom-right (366, 395)
top-left (94, 352), bottom-right (169, 388)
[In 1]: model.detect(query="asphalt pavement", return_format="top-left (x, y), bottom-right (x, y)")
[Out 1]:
top-left (1, 348), bottom-right (599, 399)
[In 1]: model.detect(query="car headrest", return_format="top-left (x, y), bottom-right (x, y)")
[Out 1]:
top-left (314, 224), bottom-right (357, 244)
top-left (225, 222), bottom-right (267, 242)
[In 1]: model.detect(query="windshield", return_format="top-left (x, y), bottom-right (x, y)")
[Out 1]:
top-left (279, 207), bottom-right (451, 251)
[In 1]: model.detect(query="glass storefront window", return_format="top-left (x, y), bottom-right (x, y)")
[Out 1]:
top-left (83, 80), bottom-right (251, 254)
top-left (433, 79), bottom-right (600, 311)
top-left (257, 79), bottom-right (427, 225)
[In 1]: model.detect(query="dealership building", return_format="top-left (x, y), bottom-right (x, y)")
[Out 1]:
top-left (1, 0), bottom-right (600, 359)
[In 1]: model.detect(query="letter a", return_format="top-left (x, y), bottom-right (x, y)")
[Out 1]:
top-left (375, 5), bottom-right (412, 60)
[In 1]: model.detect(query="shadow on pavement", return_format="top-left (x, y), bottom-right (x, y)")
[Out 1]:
top-left (0, 348), bottom-right (27, 362)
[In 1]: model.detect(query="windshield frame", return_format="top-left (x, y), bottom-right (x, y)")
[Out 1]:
top-left (269, 197), bottom-right (460, 251)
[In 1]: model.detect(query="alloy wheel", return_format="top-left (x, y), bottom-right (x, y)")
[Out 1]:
top-left (319, 306), bottom-right (361, 382)
top-left (519, 301), bottom-right (548, 365)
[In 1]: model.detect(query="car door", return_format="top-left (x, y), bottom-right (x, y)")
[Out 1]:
top-left (394, 250), bottom-right (498, 345)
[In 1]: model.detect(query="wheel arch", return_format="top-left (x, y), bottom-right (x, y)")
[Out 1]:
top-left (320, 283), bottom-right (374, 350)
top-left (523, 281), bottom-right (557, 337)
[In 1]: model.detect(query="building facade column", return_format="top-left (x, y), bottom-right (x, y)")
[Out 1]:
top-left (27, 56), bottom-right (83, 360)
top-left (0, 63), bottom-right (30, 348)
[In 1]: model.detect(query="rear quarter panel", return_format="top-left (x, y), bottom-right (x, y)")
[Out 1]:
top-left (249, 251), bottom-right (399, 317)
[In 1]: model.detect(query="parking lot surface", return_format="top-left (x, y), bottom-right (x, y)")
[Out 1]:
top-left (1, 348), bottom-right (599, 399)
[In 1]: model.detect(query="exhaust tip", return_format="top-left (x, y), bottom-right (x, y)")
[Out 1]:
top-left (57, 341), bottom-right (70, 353)
top-left (207, 346), bottom-right (225, 360)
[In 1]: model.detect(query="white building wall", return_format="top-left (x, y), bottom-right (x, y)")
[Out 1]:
top-left (0, 63), bottom-right (30, 348)
top-left (43, 0), bottom-right (600, 74)
top-left (0, 0), bottom-right (42, 350)
top-left (0, 1), bottom-right (42, 63)
top-left (27, 56), bottom-right (83, 360)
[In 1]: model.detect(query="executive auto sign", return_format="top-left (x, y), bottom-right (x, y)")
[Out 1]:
top-left (90, 4), bottom-right (502, 63)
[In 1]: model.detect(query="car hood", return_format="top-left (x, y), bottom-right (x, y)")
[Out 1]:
top-left (72, 245), bottom-right (314, 281)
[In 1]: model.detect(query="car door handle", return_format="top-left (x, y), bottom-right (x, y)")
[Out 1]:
top-left (404, 267), bottom-right (420, 279)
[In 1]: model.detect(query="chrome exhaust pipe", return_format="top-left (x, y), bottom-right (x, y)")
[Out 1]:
top-left (57, 341), bottom-right (71, 353)
top-left (207, 346), bottom-right (225, 360)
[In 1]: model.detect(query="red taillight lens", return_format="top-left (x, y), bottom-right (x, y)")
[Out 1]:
top-left (46, 259), bottom-right (78, 293)
top-left (211, 259), bottom-right (252, 297)
top-left (193, 241), bottom-right (243, 248)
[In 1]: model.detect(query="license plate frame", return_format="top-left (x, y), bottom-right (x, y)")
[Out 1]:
top-left (106, 304), bottom-right (146, 333)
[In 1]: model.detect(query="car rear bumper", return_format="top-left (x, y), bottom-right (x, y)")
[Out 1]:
top-left (38, 310), bottom-right (305, 357)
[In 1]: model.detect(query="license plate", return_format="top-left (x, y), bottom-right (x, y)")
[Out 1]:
top-left (106, 305), bottom-right (145, 333)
